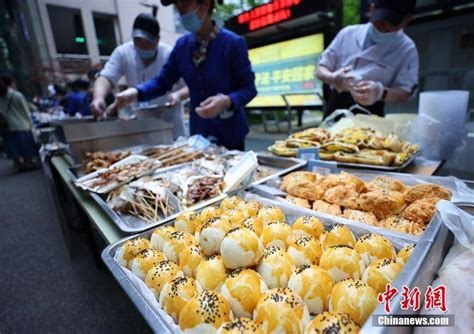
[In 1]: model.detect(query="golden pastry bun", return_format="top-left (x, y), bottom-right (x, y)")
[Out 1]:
top-left (200, 205), bottom-right (223, 223)
top-left (180, 244), bottom-right (205, 278)
top-left (281, 171), bottom-right (317, 192)
top-left (354, 234), bottom-right (396, 266)
top-left (145, 260), bottom-right (183, 297)
top-left (221, 269), bottom-right (268, 318)
top-left (196, 255), bottom-right (229, 291)
top-left (329, 279), bottom-right (378, 325)
top-left (179, 290), bottom-right (231, 334)
top-left (288, 265), bottom-right (334, 316)
top-left (287, 234), bottom-right (323, 267)
top-left (257, 246), bottom-right (295, 289)
top-left (319, 246), bottom-right (366, 283)
top-left (221, 227), bottom-right (263, 269)
top-left (304, 312), bottom-right (360, 334)
top-left (254, 288), bottom-right (310, 334)
top-left (150, 225), bottom-right (176, 252)
top-left (130, 248), bottom-right (167, 280)
top-left (397, 244), bottom-right (415, 264)
top-left (217, 318), bottom-right (263, 334)
top-left (220, 195), bottom-right (246, 211)
top-left (175, 211), bottom-right (202, 234)
top-left (292, 216), bottom-right (324, 239)
top-left (243, 217), bottom-right (264, 236)
top-left (243, 201), bottom-right (263, 218)
top-left (198, 217), bottom-right (233, 256)
top-left (116, 237), bottom-right (152, 268)
top-left (362, 258), bottom-right (403, 293)
top-left (320, 224), bottom-right (356, 250)
top-left (257, 206), bottom-right (286, 225)
top-left (261, 222), bottom-right (294, 250)
top-left (159, 276), bottom-right (202, 322)
top-left (222, 209), bottom-right (246, 228)
top-left (365, 176), bottom-right (406, 193)
top-left (162, 231), bottom-right (197, 264)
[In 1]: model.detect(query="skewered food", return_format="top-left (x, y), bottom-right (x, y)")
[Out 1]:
top-left (83, 150), bottom-right (131, 174)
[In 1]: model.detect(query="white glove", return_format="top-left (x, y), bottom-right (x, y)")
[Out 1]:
top-left (105, 88), bottom-right (138, 115)
top-left (329, 65), bottom-right (353, 92)
top-left (350, 80), bottom-right (384, 106)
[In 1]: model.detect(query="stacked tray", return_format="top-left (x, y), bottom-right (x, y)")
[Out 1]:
top-left (101, 192), bottom-right (450, 333)
top-left (70, 151), bottom-right (306, 233)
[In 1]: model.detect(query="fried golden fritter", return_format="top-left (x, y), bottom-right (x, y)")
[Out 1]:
top-left (312, 200), bottom-right (342, 217)
top-left (323, 185), bottom-right (360, 210)
top-left (401, 197), bottom-right (440, 225)
top-left (381, 215), bottom-right (425, 235)
top-left (403, 184), bottom-right (451, 203)
top-left (358, 190), bottom-right (406, 220)
top-left (281, 171), bottom-right (317, 192)
top-left (343, 209), bottom-right (379, 226)
top-left (287, 180), bottom-right (325, 201)
top-left (365, 176), bottom-right (406, 193)
top-left (285, 195), bottom-right (311, 209)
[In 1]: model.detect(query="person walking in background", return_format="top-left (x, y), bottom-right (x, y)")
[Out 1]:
top-left (65, 79), bottom-right (92, 117)
top-left (0, 74), bottom-right (38, 171)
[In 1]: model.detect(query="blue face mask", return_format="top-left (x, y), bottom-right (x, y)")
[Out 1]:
top-left (135, 47), bottom-right (157, 59)
top-left (180, 9), bottom-right (203, 33)
top-left (367, 23), bottom-right (399, 44)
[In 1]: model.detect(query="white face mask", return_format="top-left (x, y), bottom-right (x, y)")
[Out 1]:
top-left (368, 23), bottom-right (400, 44)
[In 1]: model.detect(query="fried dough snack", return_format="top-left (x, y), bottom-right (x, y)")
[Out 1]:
top-left (286, 195), bottom-right (311, 209)
top-left (281, 171), bottom-right (318, 192)
top-left (312, 200), bottom-right (342, 217)
top-left (343, 209), bottom-right (378, 226)
top-left (358, 190), bottom-right (406, 220)
top-left (381, 216), bottom-right (424, 235)
top-left (365, 176), bottom-right (406, 193)
top-left (287, 180), bottom-right (325, 201)
top-left (403, 184), bottom-right (452, 203)
top-left (323, 185), bottom-right (360, 210)
top-left (401, 197), bottom-right (440, 225)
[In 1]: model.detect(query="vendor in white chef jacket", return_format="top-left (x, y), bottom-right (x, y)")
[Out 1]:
top-left (317, 0), bottom-right (419, 118)
top-left (90, 13), bottom-right (186, 138)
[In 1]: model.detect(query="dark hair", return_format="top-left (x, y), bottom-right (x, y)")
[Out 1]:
top-left (133, 13), bottom-right (160, 37)
top-left (198, 0), bottom-right (215, 14)
top-left (72, 79), bottom-right (90, 91)
top-left (0, 74), bottom-right (15, 97)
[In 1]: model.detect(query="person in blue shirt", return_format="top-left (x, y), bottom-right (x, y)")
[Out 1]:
top-left (66, 79), bottom-right (92, 117)
top-left (108, 0), bottom-right (257, 150)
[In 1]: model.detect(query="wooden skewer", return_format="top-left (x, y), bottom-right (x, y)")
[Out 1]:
top-left (160, 150), bottom-right (203, 166)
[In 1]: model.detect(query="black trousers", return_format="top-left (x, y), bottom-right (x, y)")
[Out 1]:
top-left (323, 91), bottom-right (385, 120)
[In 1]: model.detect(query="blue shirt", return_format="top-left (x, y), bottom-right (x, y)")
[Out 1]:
top-left (66, 92), bottom-right (91, 116)
top-left (136, 28), bottom-right (257, 148)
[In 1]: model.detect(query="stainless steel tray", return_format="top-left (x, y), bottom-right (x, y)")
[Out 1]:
top-left (332, 150), bottom-right (421, 172)
top-left (70, 154), bottom-right (306, 234)
top-left (102, 192), bottom-right (444, 333)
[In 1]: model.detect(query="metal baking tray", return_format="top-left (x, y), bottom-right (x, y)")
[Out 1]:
top-left (251, 167), bottom-right (473, 238)
top-left (101, 192), bottom-right (447, 333)
top-left (70, 153), bottom-right (306, 234)
top-left (331, 150), bottom-right (421, 172)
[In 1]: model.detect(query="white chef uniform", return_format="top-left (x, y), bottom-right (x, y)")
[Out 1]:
top-left (319, 23), bottom-right (419, 95)
top-left (100, 41), bottom-right (185, 138)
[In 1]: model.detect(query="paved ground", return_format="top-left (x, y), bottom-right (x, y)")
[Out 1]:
top-left (0, 159), bottom-right (152, 333)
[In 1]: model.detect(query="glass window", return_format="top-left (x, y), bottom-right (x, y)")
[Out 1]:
top-left (46, 5), bottom-right (88, 55)
top-left (93, 12), bottom-right (119, 56)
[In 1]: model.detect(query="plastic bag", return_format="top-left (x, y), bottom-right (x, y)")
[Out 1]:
top-left (414, 202), bottom-right (474, 334)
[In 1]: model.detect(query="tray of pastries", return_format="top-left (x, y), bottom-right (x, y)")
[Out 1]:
top-left (251, 169), bottom-right (470, 237)
top-left (102, 192), bottom-right (434, 333)
top-left (268, 127), bottom-right (420, 171)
